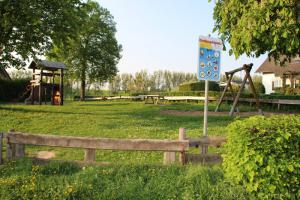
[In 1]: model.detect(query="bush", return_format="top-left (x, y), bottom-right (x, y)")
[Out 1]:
top-left (253, 81), bottom-right (265, 94)
top-left (223, 115), bottom-right (300, 199)
top-left (179, 81), bottom-right (220, 92)
top-left (0, 78), bottom-right (29, 102)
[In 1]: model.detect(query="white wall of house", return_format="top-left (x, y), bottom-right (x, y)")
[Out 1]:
top-left (262, 73), bottom-right (275, 94)
top-left (261, 73), bottom-right (296, 94)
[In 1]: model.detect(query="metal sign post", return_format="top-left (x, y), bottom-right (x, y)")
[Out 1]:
top-left (197, 36), bottom-right (222, 153)
top-left (203, 80), bottom-right (209, 137)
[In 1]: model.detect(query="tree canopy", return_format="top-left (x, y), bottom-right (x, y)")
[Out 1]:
top-left (0, 0), bottom-right (82, 68)
top-left (48, 1), bottom-right (122, 100)
top-left (211, 0), bottom-right (300, 63)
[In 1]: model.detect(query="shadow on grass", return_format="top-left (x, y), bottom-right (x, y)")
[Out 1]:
top-left (0, 106), bottom-right (100, 116)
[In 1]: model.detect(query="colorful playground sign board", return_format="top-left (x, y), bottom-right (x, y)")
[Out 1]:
top-left (198, 36), bottom-right (222, 82)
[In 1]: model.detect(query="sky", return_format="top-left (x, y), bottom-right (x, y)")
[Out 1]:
top-left (97, 0), bottom-right (267, 75)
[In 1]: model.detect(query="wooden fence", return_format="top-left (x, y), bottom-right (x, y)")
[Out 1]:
top-left (1, 129), bottom-right (189, 165)
top-left (0, 129), bottom-right (226, 165)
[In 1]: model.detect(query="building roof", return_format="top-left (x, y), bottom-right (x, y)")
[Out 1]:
top-left (0, 67), bottom-right (11, 80)
top-left (256, 56), bottom-right (300, 75)
top-left (29, 60), bottom-right (66, 71)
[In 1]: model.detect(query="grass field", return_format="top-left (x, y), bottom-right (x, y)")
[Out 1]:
top-left (0, 101), bottom-right (251, 199)
top-left (0, 101), bottom-right (238, 164)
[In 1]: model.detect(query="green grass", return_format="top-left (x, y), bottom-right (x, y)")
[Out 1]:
top-left (0, 101), bottom-right (255, 199)
top-left (0, 158), bottom-right (247, 200)
top-left (0, 101), bottom-right (237, 164)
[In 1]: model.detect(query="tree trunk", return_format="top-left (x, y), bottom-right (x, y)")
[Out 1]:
top-left (80, 70), bottom-right (86, 101)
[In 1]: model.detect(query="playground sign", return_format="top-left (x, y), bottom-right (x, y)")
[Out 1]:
top-left (198, 36), bottom-right (222, 81)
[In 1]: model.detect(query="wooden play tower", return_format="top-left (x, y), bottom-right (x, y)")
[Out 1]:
top-left (25, 60), bottom-right (66, 105)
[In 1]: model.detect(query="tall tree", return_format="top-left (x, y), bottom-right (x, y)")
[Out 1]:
top-left (121, 73), bottom-right (132, 93)
top-left (0, 0), bottom-right (81, 68)
top-left (109, 74), bottom-right (121, 95)
top-left (211, 0), bottom-right (300, 63)
top-left (48, 1), bottom-right (122, 100)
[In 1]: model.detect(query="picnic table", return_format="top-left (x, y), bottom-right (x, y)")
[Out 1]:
top-left (144, 95), bottom-right (165, 105)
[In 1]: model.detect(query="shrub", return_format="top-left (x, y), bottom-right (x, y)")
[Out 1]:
top-left (223, 115), bottom-right (300, 199)
top-left (0, 78), bottom-right (29, 102)
top-left (179, 81), bottom-right (220, 91)
top-left (253, 81), bottom-right (265, 94)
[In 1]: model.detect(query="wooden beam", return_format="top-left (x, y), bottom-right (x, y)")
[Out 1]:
top-left (229, 72), bottom-right (248, 116)
top-left (215, 73), bottom-right (234, 112)
top-left (34, 72), bottom-right (60, 77)
top-left (39, 69), bottom-right (43, 105)
top-left (60, 69), bottom-right (64, 105)
top-left (15, 144), bottom-right (25, 158)
top-left (84, 149), bottom-right (96, 162)
top-left (186, 153), bottom-right (222, 165)
top-left (188, 136), bottom-right (226, 147)
top-left (163, 152), bottom-right (176, 165)
top-left (246, 70), bottom-right (262, 114)
top-left (6, 132), bottom-right (189, 152)
top-left (178, 128), bottom-right (186, 165)
top-left (51, 71), bottom-right (55, 105)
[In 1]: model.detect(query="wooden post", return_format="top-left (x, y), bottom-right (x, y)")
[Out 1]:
top-left (84, 149), bottom-right (95, 162)
top-left (246, 69), bottom-right (262, 114)
top-left (60, 69), bottom-right (64, 105)
top-left (178, 128), bottom-right (186, 165)
top-left (229, 72), bottom-right (248, 116)
top-left (215, 73), bottom-right (233, 112)
top-left (6, 129), bottom-right (16, 160)
top-left (0, 133), bottom-right (3, 164)
top-left (163, 151), bottom-right (176, 165)
top-left (15, 144), bottom-right (25, 158)
top-left (51, 71), bottom-right (55, 105)
top-left (39, 69), bottom-right (43, 105)
top-left (31, 69), bottom-right (35, 105)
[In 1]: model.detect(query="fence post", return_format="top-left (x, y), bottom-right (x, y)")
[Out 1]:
top-left (6, 129), bottom-right (16, 160)
top-left (178, 128), bottom-right (186, 165)
top-left (9, 129), bottom-right (25, 159)
top-left (15, 144), bottom-right (25, 158)
top-left (163, 151), bottom-right (176, 165)
top-left (163, 136), bottom-right (176, 165)
top-left (0, 132), bottom-right (3, 164)
top-left (84, 149), bottom-right (96, 162)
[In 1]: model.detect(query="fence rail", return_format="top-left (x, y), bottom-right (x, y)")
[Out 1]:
top-left (0, 129), bottom-right (226, 166)
top-left (2, 130), bottom-right (189, 165)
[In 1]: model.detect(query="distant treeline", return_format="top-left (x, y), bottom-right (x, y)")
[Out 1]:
top-left (108, 70), bottom-right (198, 94)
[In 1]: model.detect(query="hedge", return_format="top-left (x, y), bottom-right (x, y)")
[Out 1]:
top-left (179, 81), bottom-right (220, 92)
top-left (223, 115), bottom-right (300, 199)
top-left (0, 78), bottom-right (29, 102)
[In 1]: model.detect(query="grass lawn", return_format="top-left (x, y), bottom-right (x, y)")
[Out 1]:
top-left (0, 101), bottom-right (238, 164)
top-left (0, 101), bottom-right (251, 199)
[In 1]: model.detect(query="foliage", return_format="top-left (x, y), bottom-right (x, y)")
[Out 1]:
top-left (223, 115), bottom-right (300, 199)
top-left (0, 158), bottom-right (247, 200)
top-left (252, 82), bottom-right (265, 94)
top-left (0, 78), bottom-right (29, 101)
top-left (109, 70), bottom-right (197, 94)
top-left (0, 0), bottom-right (81, 68)
top-left (179, 81), bottom-right (220, 92)
top-left (211, 0), bottom-right (300, 62)
top-left (48, 0), bottom-right (121, 101)
top-left (8, 69), bottom-right (32, 80)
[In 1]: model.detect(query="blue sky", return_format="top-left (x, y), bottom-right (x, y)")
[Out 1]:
top-left (97, 0), bottom-right (267, 74)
